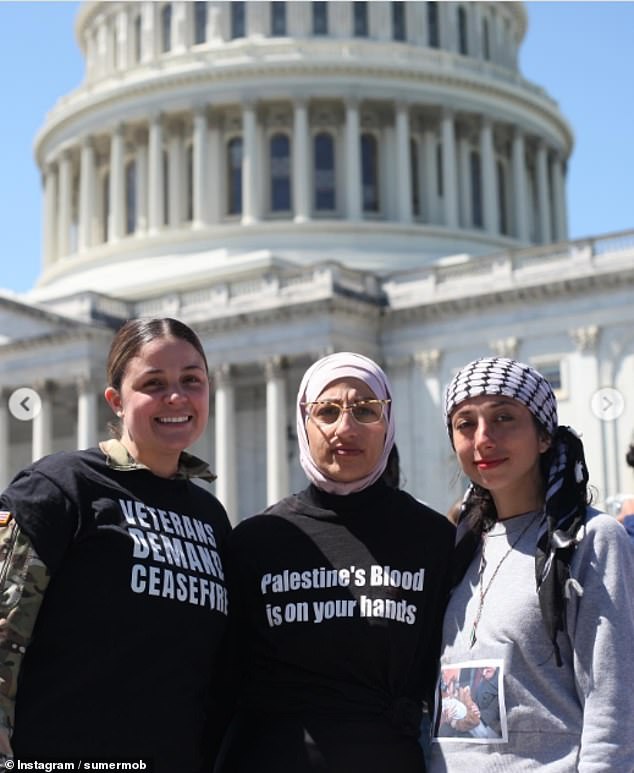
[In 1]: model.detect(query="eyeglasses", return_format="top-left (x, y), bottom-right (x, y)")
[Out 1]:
top-left (302, 399), bottom-right (390, 426)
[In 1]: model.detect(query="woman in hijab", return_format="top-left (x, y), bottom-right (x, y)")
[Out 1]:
top-left (429, 357), bottom-right (634, 771)
top-left (215, 352), bottom-right (454, 773)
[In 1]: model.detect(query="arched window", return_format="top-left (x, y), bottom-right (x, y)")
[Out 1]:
top-left (497, 160), bottom-right (508, 235)
top-left (102, 173), bottom-right (110, 242)
top-left (270, 133), bottom-right (291, 212)
top-left (482, 17), bottom-right (490, 60)
top-left (353, 1), bottom-right (368, 37)
top-left (125, 160), bottom-right (136, 234)
top-left (227, 138), bottom-right (243, 215)
top-left (427, 2), bottom-right (439, 48)
top-left (271, 1), bottom-right (286, 36)
top-left (312, 1), bottom-right (328, 35)
top-left (194, 1), bottom-right (207, 45)
top-left (133, 14), bottom-right (142, 62)
top-left (314, 132), bottom-right (335, 211)
top-left (361, 133), bottom-right (379, 213)
top-left (231, 1), bottom-right (246, 39)
top-left (186, 145), bottom-right (194, 222)
top-left (470, 151), bottom-right (483, 227)
top-left (392, 2), bottom-right (406, 42)
top-left (161, 4), bottom-right (172, 53)
top-left (410, 138), bottom-right (420, 216)
top-left (458, 6), bottom-right (468, 55)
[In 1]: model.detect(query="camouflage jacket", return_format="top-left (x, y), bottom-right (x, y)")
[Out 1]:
top-left (0, 512), bottom-right (50, 758)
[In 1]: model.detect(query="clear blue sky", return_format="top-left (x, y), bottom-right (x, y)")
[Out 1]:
top-left (1, 1), bottom-right (632, 294)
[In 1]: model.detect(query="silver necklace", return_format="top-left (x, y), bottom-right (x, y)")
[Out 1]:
top-left (469, 514), bottom-right (537, 648)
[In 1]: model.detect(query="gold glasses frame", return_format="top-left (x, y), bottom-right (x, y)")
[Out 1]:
top-left (301, 399), bottom-right (391, 426)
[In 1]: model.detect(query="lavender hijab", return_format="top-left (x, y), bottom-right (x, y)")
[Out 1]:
top-left (296, 352), bottom-right (395, 495)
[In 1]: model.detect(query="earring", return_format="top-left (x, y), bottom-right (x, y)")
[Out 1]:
top-left (116, 411), bottom-right (123, 418)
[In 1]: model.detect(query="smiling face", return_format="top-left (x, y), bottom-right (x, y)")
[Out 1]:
top-left (305, 377), bottom-right (387, 483)
top-left (104, 336), bottom-right (209, 477)
top-left (450, 395), bottom-right (550, 518)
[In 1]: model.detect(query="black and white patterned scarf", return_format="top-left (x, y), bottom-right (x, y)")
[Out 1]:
top-left (444, 357), bottom-right (589, 667)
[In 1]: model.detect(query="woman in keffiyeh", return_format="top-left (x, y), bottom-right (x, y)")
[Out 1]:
top-left (429, 357), bottom-right (634, 772)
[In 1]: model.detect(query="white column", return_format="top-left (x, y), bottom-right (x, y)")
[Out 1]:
top-left (480, 117), bottom-right (498, 235)
top-left (208, 118), bottom-right (221, 224)
top-left (551, 154), bottom-right (568, 241)
top-left (108, 123), bottom-right (125, 241)
top-left (105, 15), bottom-right (115, 71)
top-left (330, 1), bottom-right (350, 37)
top-left (413, 1), bottom-right (427, 45)
top-left (172, 1), bottom-right (187, 52)
top-left (32, 383), bottom-right (54, 462)
top-left (370, 2), bottom-right (390, 41)
top-left (116, 8), bottom-right (129, 70)
top-left (78, 137), bottom-right (96, 252)
top-left (241, 101), bottom-right (259, 225)
top-left (288, 0), bottom-right (310, 36)
top-left (77, 377), bottom-right (99, 450)
top-left (345, 98), bottom-right (361, 220)
top-left (96, 17), bottom-right (108, 77)
top-left (42, 163), bottom-right (58, 268)
top-left (0, 392), bottom-right (9, 491)
top-left (265, 358), bottom-right (289, 505)
top-left (439, 1), bottom-right (454, 50)
top-left (193, 106), bottom-right (210, 228)
top-left (214, 365), bottom-right (238, 523)
top-left (441, 110), bottom-right (458, 229)
top-left (141, 1), bottom-right (156, 63)
top-left (135, 135), bottom-right (148, 233)
top-left (148, 113), bottom-right (164, 233)
top-left (511, 126), bottom-right (529, 242)
top-left (248, 1), bottom-right (267, 36)
top-left (57, 151), bottom-right (72, 258)
top-left (421, 124), bottom-right (437, 224)
top-left (458, 131), bottom-right (472, 228)
top-left (207, 5), bottom-right (223, 43)
top-left (412, 350), bottom-right (445, 506)
top-left (536, 141), bottom-right (552, 244)
top-left (167, 122), bottom-right (184, 227)
top-left (569, 327), bottom-right (603, 494)
top-left (292, 99), bottom-right (310, 223)
top-left (85, 29), bottom-right (96, 81)
top-left (395, 102), bottom-right (412, 224)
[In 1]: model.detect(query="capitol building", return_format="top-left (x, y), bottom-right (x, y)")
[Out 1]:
top-left (1, 1), bottom-right (633, 521)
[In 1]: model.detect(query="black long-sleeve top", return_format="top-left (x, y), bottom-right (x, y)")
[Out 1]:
top-left (216, 480), bottom-right (454, 773)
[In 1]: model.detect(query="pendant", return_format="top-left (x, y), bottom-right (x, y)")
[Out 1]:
top-left (469, 626), bottom-right (477, 648)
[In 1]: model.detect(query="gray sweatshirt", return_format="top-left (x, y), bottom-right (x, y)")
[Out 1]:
top-left (429, 508), bottom-right (634, 772)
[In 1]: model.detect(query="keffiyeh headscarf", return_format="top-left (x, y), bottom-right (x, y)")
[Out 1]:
top-left (444, 357), bottom-right (589, 667)
top-left (296, 352), bottom-right (395, 496)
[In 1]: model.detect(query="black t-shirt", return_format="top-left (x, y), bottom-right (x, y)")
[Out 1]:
top-left (1, 447), bottom-right (231, 772)
top-left (216, 481), bottom-right (455, 773)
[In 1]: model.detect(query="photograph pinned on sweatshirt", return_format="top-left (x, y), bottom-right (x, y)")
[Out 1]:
top-left (434, 659), bottom-right (507, 744)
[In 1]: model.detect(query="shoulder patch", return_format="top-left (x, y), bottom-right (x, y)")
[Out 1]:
top-left (0, 511), bottom-right (13, 526)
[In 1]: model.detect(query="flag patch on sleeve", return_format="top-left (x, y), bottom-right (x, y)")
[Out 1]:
top-left (0, 511), bottom-right (12, 526)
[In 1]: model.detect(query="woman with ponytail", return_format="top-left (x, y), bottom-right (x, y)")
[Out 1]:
top-left (429, 357), bottom-right (634, 771)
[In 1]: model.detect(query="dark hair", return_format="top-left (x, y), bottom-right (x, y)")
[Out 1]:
top-left (107, 317), bottom-right (208, 390)
top-left (460, 416), bottom-right (591, 534)
top-left (626, 444), bottom-right (634, 469)
top-left (382, 444), bottom-right (401, 488)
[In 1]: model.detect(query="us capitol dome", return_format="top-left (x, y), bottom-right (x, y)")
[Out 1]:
top-left (2, 1), bottom-right (633, 520)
